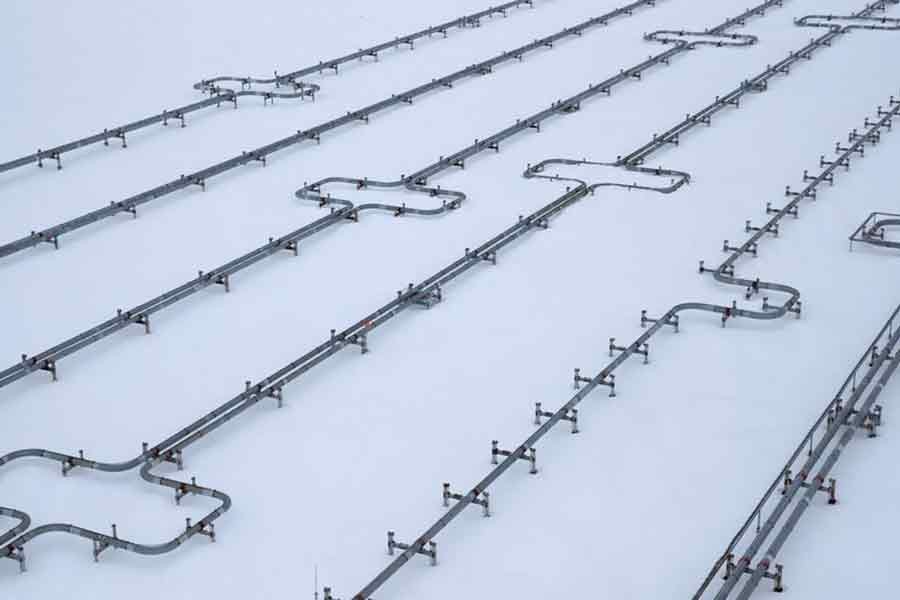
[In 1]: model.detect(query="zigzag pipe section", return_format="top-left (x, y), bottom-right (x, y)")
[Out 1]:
top-left (0, 0), bottom-right (668, 392)
top-left (0, 0), bottom-right (535, 175)
top-left (795, 11), bottom-right (900, 30)
top-left (0, 0), bottom-right (658, 263)
top-left (0, 0), bottom-right (790, 572)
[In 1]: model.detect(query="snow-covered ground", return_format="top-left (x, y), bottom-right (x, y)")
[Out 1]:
top-left (3, 0), bottom-right (900, 598)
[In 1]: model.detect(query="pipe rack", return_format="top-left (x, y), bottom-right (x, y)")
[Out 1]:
top-left (4, 0), bottom-right (898, 591)
top-left (621, 1), bottom-right (900, 167)
top-left (849, 210), bottom-right (900, 250)
top-left (0, 1), bottom-right (536, 175)
top-left (724, 315), bottom-right (900, 599)
top-left (0, 0), bottom-right (666, 392)
top-left (1, 0), bottom-right (796, 571)
top-left (335, 6), bottom-right (900, 598)
top-left (795, 12), bottom-right (900, 30)
top-left (0, 0), bottom-right (657, 263)
top-left (342, 94), bottom-right (900, 600)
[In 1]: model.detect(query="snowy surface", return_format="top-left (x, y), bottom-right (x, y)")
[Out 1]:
top-left (3, 0), bottom-right (900, 598)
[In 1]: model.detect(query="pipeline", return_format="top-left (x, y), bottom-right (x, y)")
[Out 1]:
top-left (727, 319), bottom-right (900, 599)
top-left (0, 0), bottom-right (794, 571)
top-left (340, 97), bottom-right (900, 600)
top-left (694, 313), bottom-right (900, 598)
top-left (5, 0), bottom-right (897, 584)
top-left (849, 210), bottom-right (900, 250)
top-left (0, 1), bottom-right (536, 175)
top-left (0, 0), bottom-right (658, 262)
top-left (0, 0), bottom-right (670, 392)
top-left (337, 4), bottom-right (900, 598)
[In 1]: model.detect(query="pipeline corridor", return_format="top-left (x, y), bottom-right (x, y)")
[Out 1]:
top-left (3, 1), bottom-right (898, 597)
top-left (0, 0), bottom-right (657, 262)
top-left (1, 0), bottom-right (792, 572)
top-left (0, 1), bottom-right (536, 175)
top-left (0, 0), bottom-right (669, 392)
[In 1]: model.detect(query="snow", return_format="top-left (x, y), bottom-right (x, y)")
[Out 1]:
top-left (2, 0), bottom-right (900, 598)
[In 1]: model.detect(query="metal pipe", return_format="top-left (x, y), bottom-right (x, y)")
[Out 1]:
top-left (0, 1), bottom-right (537, 176)
top-left (0, 0), bottom-right (666, 391)
top-left (0, 0), bottom-right (657, 262)
top-left (734, 337), bottom-right (900, 599)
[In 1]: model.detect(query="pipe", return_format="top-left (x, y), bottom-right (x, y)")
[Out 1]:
top-left (0, 0), bottom-right (658, 262)
top-left (0, 1), bottom-right (537, 176)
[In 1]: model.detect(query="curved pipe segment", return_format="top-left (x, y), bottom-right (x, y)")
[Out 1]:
top-left (644, 29), bottom-right (759, 47)
top-left (795, 9), bottom-right (900, 32)
top-left (0, 0), bottom-right (658, 264)
top-left (0, 0), bottom-right (536, 176)
top-left (523, 158), bottom-right (691, 194)
top-left (295, 176), bottom-right (465, 218)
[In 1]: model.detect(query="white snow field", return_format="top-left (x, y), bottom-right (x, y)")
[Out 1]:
top-left (3, 0), bottom-right (900, 598)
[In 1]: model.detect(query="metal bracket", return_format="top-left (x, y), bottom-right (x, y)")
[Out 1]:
top-left (534, 402), bottom-right (578, 433)
top-left (186, 517), bottom-right (216, 542)
top-left (766, 201), bottom-right (798, 219)
top-left (412, 286), bottom-right (443, 309)
top-left (640, 310), bottom-right (679, 332)
top-left (491, 441), bottom-right (538, 474)
top-left (698, 260), bottom-right (734, 277)
top-left (781, 469), bottom-right (837, 505)
top-left (387, 531), bottom-right (436, 565)
top-left (93, 524), bottom-right (119, 562)
top-left (573, 368), bottom-right (616, 397)
top-left (442, 483), bottom-right (490, 517)
top-left (827, 398), bottom-right (883, 437)
top-left (723, 554), bottom-right (784, 593)
top-left (518, 214), bottom-right (550, 230)
top-left (175, 476), bottom-right (200, 505)
top-left (3, 545), bottom-right (26, 573)
top-left (745, 219), bottom-right (779, 237)
top-left (724, 240), bottom-right (758, 257)
top-left (609, 337), bottom-right (649, 364)
top-left (61, 450), bottom-right (85, 477)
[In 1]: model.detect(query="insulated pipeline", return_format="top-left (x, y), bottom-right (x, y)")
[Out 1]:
top-left (0, 0), bottom-right (658, 262)
top-left (6, 0), bottom-right (896, 585)
top-left (733, 333), bottom-right (900, 598)
top-left (0, 0), bottom-right (666, 392)
top-left (0, 0), bottom-right (843, 575)
top-left (0, 0), bottom-right (793, 576)
top-left (0, 1), bottom-right (536, 176)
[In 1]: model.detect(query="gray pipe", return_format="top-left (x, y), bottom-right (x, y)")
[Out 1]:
top-left (0, 1), bottom-right (537, 175)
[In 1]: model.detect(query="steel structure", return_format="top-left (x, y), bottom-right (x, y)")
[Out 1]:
top-left (0, 0), bottom-right (666, 392)
top-left (795, 12), bottom-right (900, 30)
top-left (0, 0), bottom-right (656, 263)
top-left (336, 6), bottom-right (900, 599)
top-left (693, 100), bottom-right (900, 600)
top-left (0, 1), bottom-right (536, 175)
top-left (3, 1), bottom-right (898, 595)
top-left (1, 0), bottom-right (796, 572)
top-left (849, 210), bottom-right (900, 250)
top-left (707, 309), bottom-right (900, 600)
